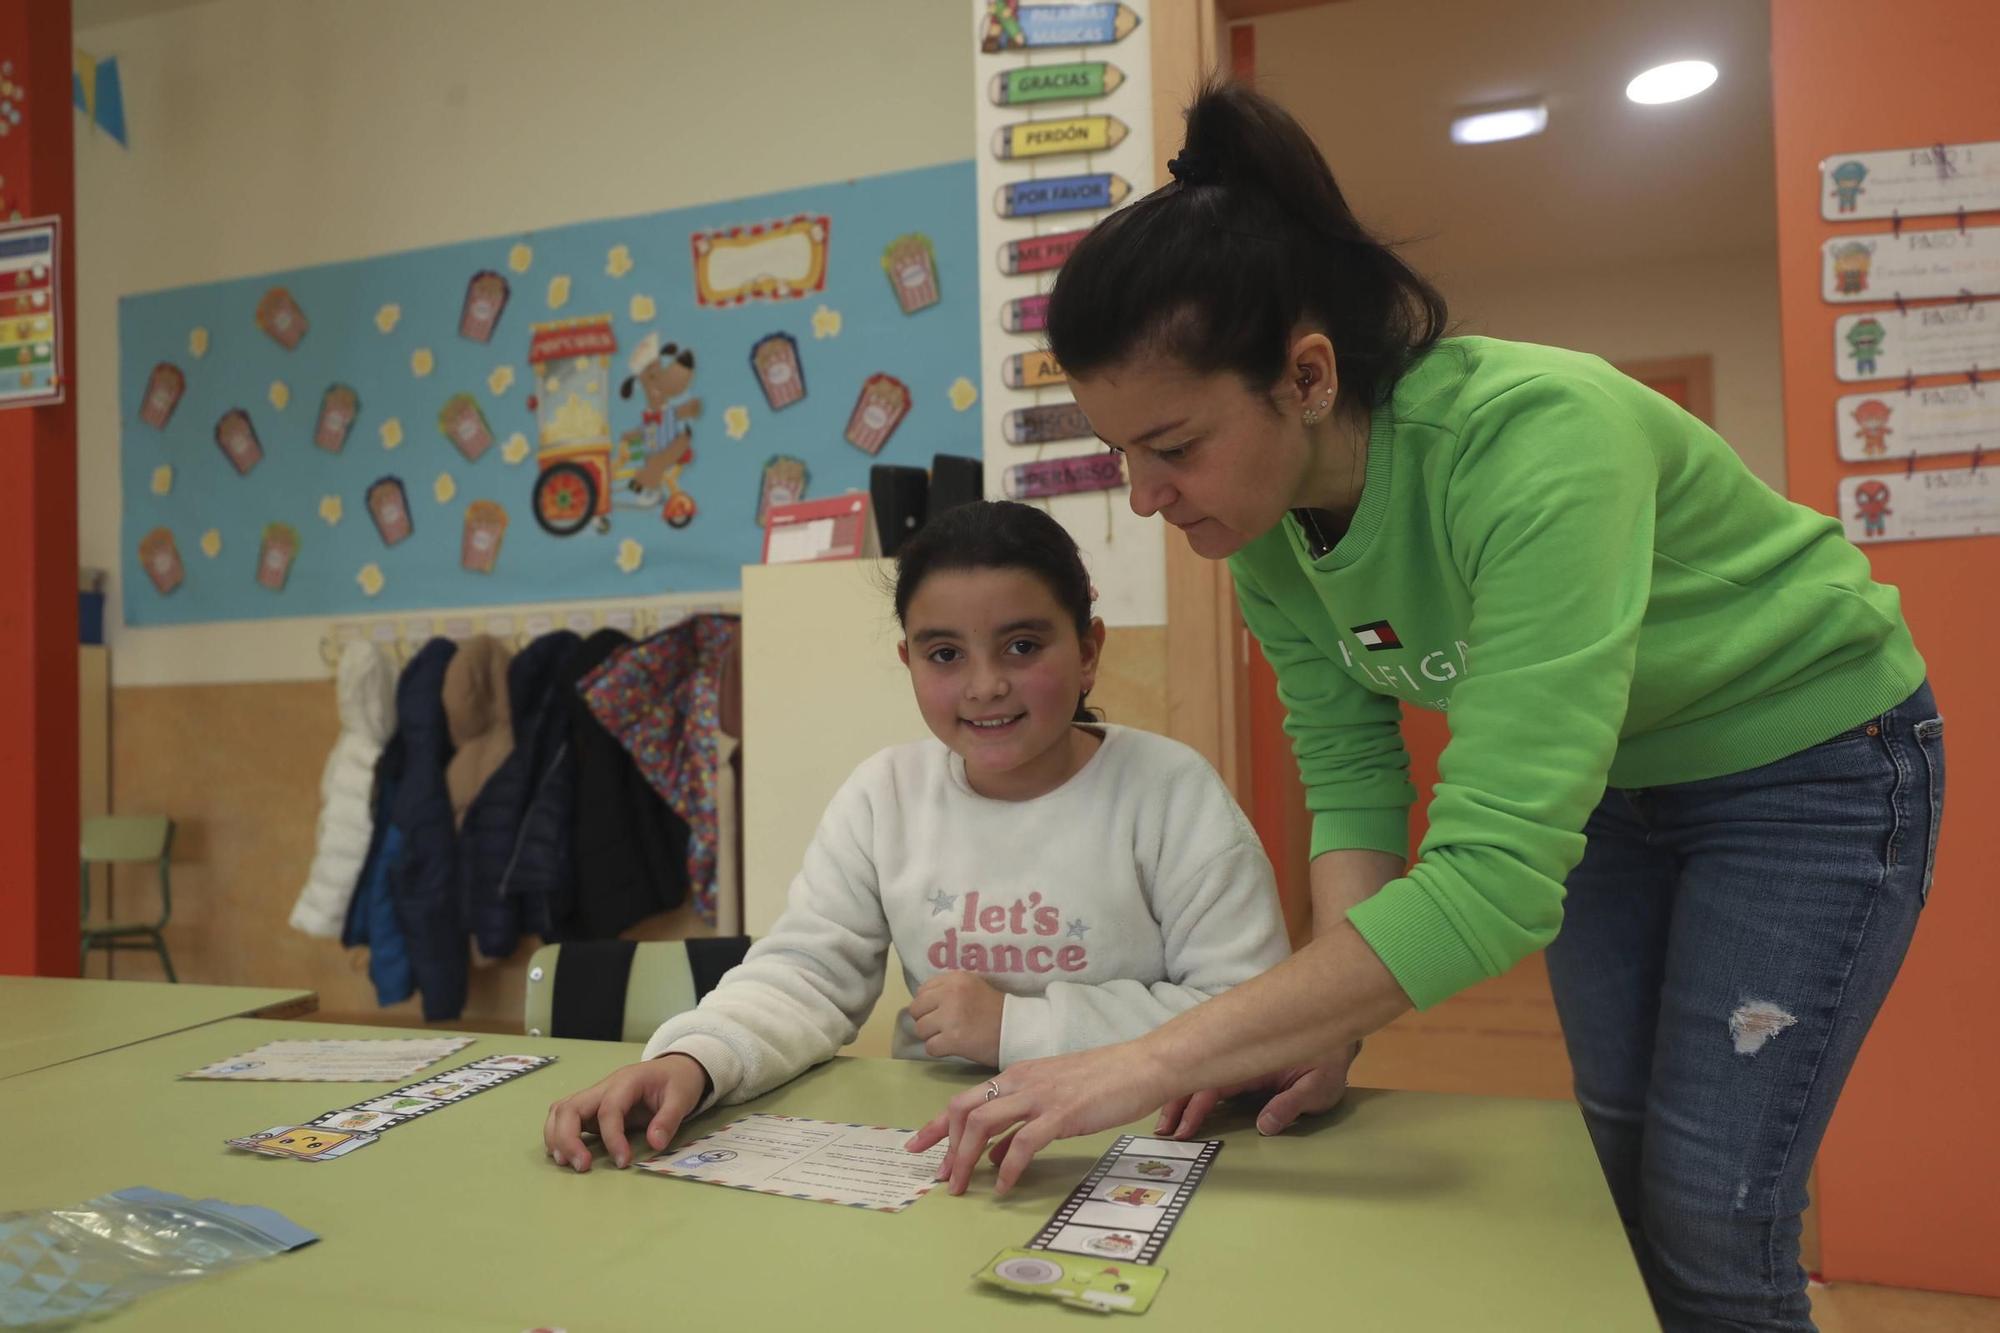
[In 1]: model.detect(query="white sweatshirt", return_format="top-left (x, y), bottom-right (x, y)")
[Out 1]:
top-left (642, 725), bottom-right (1291, 1110)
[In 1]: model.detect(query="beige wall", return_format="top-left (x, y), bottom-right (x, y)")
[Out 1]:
top-left (1444, 249), bottom-right (1789, 490)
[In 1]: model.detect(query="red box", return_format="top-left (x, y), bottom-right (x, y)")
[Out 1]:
top-left (761, 493), bottom-right (880, 565)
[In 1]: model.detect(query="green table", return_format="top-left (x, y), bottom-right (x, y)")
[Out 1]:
top-left (0, 977), bottom-right (316, 1080)
top-left (0, 1018), bottom-right (1653, 1329)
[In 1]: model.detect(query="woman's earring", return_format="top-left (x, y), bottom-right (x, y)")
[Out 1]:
top-left (1301, 397), bottom-right (1331, 427)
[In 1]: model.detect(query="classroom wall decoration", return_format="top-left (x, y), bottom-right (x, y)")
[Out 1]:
top-left (971, 0), bottom-right (1160, 621)
top-left (119, 163), bottom-right (978, 626)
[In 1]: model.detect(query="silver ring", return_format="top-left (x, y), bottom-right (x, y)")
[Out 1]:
top-left (984, 1080), bottom-right (1001, 1102)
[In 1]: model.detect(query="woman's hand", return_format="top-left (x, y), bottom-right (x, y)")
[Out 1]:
top-left (1153, 1041), bottom-right (1361, 1139)
top-left (906, 1039), bottom-right (1180, 1195)
top-left (542, 1053), bottom-right (710, 1171)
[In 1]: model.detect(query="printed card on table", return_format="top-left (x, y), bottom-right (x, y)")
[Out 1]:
top-left (636, 1113), bottom-right (947, 1212)
top-left (184, 1036), bottom-right (475, 1082)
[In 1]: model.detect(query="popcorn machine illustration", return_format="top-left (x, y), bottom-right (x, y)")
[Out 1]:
top-left (525, 314), bottom-right (698, 536)
top-left (527, 315), bottom-right (620, 537)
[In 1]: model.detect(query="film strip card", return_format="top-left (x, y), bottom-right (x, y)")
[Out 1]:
top-left (1027, 1134), bottom-right (1221, 1266)
top-left (226, 1053), bottom-right (555, 1162)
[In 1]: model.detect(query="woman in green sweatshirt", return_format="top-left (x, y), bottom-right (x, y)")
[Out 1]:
top-left (910, 83), bottom-right (1944, 1332)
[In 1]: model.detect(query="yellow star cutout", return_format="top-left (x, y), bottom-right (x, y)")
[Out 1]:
top-left (616, 539), bottom-right (644, 574)
top-left (547, 275), bottom-right (571, 310)
top-left (380, 418), bottom-right (404, 450)
top-left (501, 433), bottom-right (530, 465)
top-left (150, 465), bottom-right (173, 496)
top-left (629, 294), bottom-right (656, 323)
top-left (724, 406), bottom-right (750, 440)
top-left (811, 305), bottom-right (842, 339)
top-left (508, 243), bottom-right (533, 273)
top-left (488, 365), bottom-right (515, 396)
top-left (188, 327), bottom-right (209, 358)
top-left (357, 563), bottom-right (385, 597)
top-left (606, 245), bottom-right (633, 278)
top-left (948, 377), bottom-right (978, 412)
top-left (410, 348), bottom-right (434, 378)
top-left (433, 473), bottom-right (457, 505)
top-left (319, 495), bottom-right (343, 526)
top-left (199, 529), bottom-right (222, 559)
top-left (374, 304), bottom-right (400, 334)
top-left (268, 380), bottom-right (290, 411)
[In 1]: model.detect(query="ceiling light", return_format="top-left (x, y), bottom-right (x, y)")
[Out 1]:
top-left (1449, 101), bottom-right (1549, 146)
top-left (1626, 60), bottom-right (1718, 105)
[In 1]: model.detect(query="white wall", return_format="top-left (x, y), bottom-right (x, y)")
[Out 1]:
top-left (1442, 248), bottom-right (1788, 490)
top-left (75, 0), bottom-right (981, 684)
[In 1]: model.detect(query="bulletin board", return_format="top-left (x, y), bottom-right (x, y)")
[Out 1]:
top-left (118, 162), bottom-right (979, 626)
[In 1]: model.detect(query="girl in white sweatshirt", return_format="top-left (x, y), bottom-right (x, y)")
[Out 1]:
top-left (543, 500), bottom-right (1290, 1172)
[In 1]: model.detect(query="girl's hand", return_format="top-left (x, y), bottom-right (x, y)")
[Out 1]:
top-left (909, 972), bottom-right (1006, 1067)
top-left (905, 1039), bottom-right (1180, 1195)
top-left (542, 1053), bottom-right (710, 1172)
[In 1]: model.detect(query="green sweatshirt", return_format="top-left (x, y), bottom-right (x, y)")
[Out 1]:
top-left (1229, 337), bottom-right (1926, 1009)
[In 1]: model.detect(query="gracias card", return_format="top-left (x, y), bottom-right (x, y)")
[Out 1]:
top-left (226, 1124), bottom-right (378, 1162)
top-left (977, 1248), bottom-right (1165, 1315)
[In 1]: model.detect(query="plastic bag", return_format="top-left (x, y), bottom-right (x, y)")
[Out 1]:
top-left (0, 1186), bottom-right (316, 1328)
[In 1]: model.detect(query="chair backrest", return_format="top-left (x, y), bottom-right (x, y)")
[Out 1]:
top-left (81, 815), bottom-right (174, 864)
top-left (523, 936), bottom-right (752, 1042)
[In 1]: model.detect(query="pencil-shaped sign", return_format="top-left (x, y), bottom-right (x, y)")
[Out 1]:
top-left (1000, 293), bottom-right (1051, 334)
top-left (995, 172), bottom-right (1131, 220)
top-left (988, 61), bottom-right (1125, 106)
top-left (1002, 350), bottom-right (1066, 389)
top-left (1003, 400), bottom-right (1092, 445)
top-left (998, 228), bottom-right (1088, 277)
top-left (992, 115), bottom-right (1128, 161)
top-left (982, 2), bottom-right (1142, 52)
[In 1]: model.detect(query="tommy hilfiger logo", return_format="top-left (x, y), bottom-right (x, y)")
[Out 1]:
top-left (1350, 620), bottom-right (1402, 652)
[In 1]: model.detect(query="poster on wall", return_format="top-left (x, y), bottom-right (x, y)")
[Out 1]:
top-left (119, 164), bottom-right (978, 627)
top-left (1820, 139), bottom-right (2000, 222)
top-left (972, 0), bottom-right (1161, 626)
top-left (0, 217), bottom-right (62, 408)
top-left (1834, 384), bottom-right (2000, 462)
top-left (1821, 226), bottom-right (2000, 303)
top-left (1839, 464), bottom-right (1998, 544)
top-left (1832, 302), bottom-right (2000, 382)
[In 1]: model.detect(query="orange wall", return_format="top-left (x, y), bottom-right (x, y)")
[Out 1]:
top-left (0, 0), bottom-right (78, 978)
top-left (1771, 0), bottom-right (1998, 1295)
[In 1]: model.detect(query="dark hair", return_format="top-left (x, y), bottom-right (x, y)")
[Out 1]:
top-left (1047, 79), bottom-right (1448, 418)
top-left (892, 500), bottom-right (1100, 723)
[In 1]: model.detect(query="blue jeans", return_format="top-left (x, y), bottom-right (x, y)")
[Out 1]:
top-left (1545, 682), bottom-right (1944, 1332)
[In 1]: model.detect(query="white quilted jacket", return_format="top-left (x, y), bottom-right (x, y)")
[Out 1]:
top-left (289, 640), bottom-right (397, 937)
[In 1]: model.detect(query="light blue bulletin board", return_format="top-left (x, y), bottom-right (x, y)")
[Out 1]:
top-left (119, 162), bottom-right (979, 626)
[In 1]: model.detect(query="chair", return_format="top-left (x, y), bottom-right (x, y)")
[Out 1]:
top-left (79, 815), bottom-right (178, 982)
top-left (523, 937), bottom-right (751, 1041)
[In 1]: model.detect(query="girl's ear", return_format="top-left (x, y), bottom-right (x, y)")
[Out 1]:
top-left (1078, 617), bottom-right (1107, 693)
top-left (897, 639), bottom-right (911, 669)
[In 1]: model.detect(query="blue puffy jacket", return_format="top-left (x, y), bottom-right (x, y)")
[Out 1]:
top-left (463, 630), bottom-right (580, 957)
top-left (384, 639), bottom-right (465, 1021)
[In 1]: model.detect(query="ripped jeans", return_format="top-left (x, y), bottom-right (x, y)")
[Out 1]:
top-left (1545, 681), bottom-right (1944, 1332)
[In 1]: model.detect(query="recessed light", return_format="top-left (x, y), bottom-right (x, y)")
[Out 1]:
top-left (1626, 60), bottom-right (1718, 105)
top-left (1450, 101), bottom-right (1549, 145)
